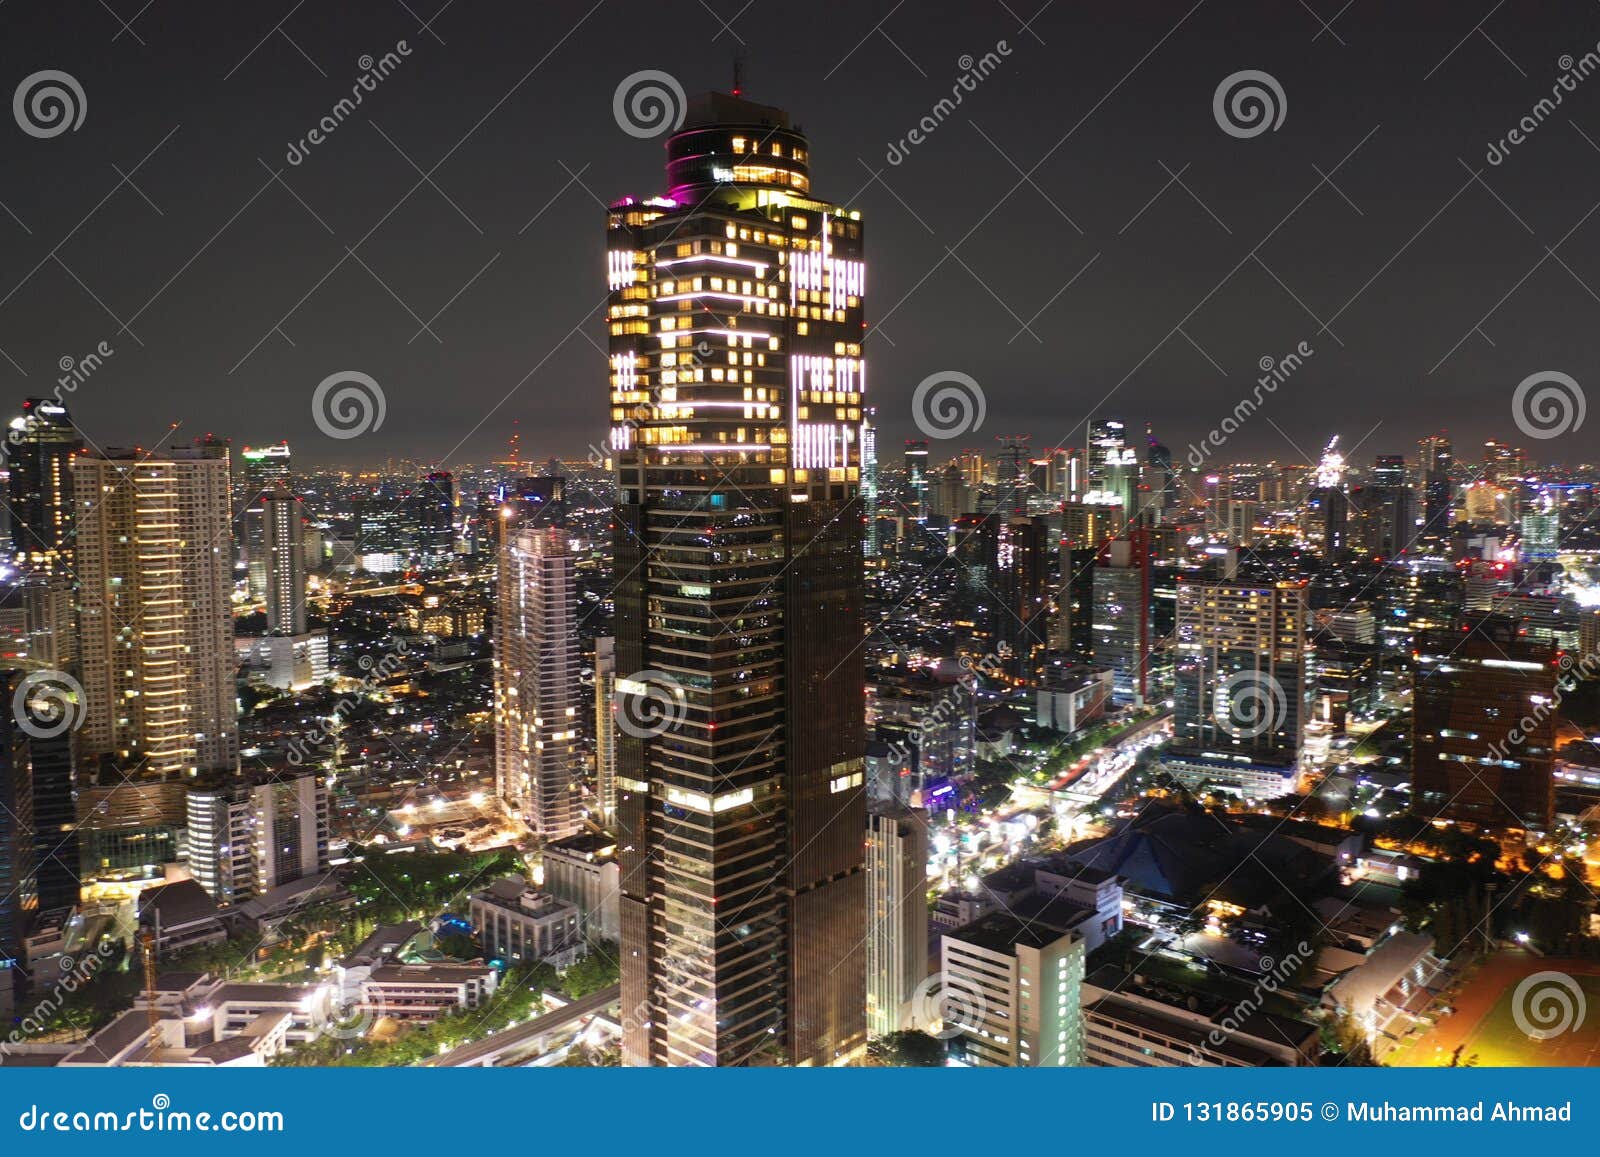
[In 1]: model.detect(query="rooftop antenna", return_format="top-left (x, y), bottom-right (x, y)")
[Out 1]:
top-left (732, 49), bottom-right (746, 98)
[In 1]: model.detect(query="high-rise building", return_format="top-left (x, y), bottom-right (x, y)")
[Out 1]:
top-left (494, 524), bottom-right (581, 841)
top-left (940, 914), bottom-right (1085, 1067)
top-left (0, 669), bottom-right (84, 1014)
top-left (7, 397), bottom-right (83, 571)
top-left (1091, 535), bottom-right (1151, 705)
top-left (904, 440), bottom-right (930, 521)
top-left (593, 635), bottom-right (618, 829)
top-left (1413, 615), bottom-right (1558, 829)
top-left (1166, 578), bottom-right (1309, 799)
top-left (987, 514), bottom-right (1051, 670)
top-left (417, 470), bottom-right (455, 568)
top-left (186, 771), bottom-right (330, 905)
top-left (264, 488), bottom-right (307, 636)
top-left (73, 448), bottom-right (237, 778)
top-left (259, 487), bottom-right (326, 690)
top-left (608, 91), bottom-right (866, 1067)
top-left (861, 408), bottom-right (880, 558)
top-left (1086, 419), bottom-right (1138, 516)
top-left (239, 443), bottom-right (292, 600)
top-left (865, 806), bottom-right (929, 1038)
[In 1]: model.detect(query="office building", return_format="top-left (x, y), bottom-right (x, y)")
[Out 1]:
top-left (1413, 614), bottom-right (1558, 828)
top-left (468, 876), bottom-right (585, 967)
top-left (542, 832), bottom-right (621, 943)
top-left (239, 443), bottom-right (292, 601)
top-left (1166, 578), bottom-right (1309, 798)
top-left (186, 772), bottom-right (331, 906)
top-left (259, 487), bottom-right (328, 690)
top-left (494, 524), bottom-right (581, 841)
top-left (940, 912), bottom-right (1085, 1067)
top-left (72, 447), bottom-right (237, 778)
top-left (1091, 535), bottom-right (1151, 705)
top-left (865, 806), bottom-right (929, 1038)
top-left (7, 397), bottom-right (83, 571)
top-left (609, 91), bottom-right (867, 1067)
top-left (593, 635), bottom-right (618, 828)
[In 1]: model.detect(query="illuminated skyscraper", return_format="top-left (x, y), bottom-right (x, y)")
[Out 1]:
top-left (1086, 419), bottom-right (1137, 519)
top-left (865, 806), bottom-right (928, 1038)
top-left (7, 398), bottom-right (82, 572)
top-left (72, 447), bottom-right (237, 778)
top-left (1166, 578), bottom-right (1309, 798)
top-left (261, 487), bottom-right (327, 690)
top-left (239, 443), bottom-right (291, 600)
top-left (593, 635), bottom-right (618, 829)
top-left (608, 91), bottom-right (866, 1067)
top-left (494, 524), bottom-right (581, 841)
top-left (861, 407), bottom-right (880, 557)
top-left (1414, 614), bottom-right (1557, 829)
top-left (1091, 534), bottom-right (1151, 705)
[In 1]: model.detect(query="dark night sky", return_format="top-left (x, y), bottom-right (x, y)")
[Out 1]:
top-left (2, 0), bottom-right (1599, 468)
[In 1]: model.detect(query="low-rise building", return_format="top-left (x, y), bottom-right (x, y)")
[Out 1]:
top-left (469, 876), bottom-right (585, 966)
top-left (542, 834), bottom-right (621, 942)
top-left (355, 962), bottom-right (499, 1024)
top-left (940, 912), bottom-right (1086, 1068)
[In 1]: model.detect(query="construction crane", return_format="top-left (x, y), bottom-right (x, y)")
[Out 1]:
top-left (140, 929), bottom-right (161, 1063)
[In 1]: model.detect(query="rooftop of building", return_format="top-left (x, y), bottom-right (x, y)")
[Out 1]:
top-left (946, 909), bottom-right (1079, 956)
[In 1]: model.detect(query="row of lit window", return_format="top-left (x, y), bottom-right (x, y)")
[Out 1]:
top-left (728, 136), bottom-right (805, 163)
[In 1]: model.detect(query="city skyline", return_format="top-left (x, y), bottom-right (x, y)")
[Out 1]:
top-left (5, 3), bottom-right (1600, 467)
top-left (6, 2), bottom-right (1600, 1082)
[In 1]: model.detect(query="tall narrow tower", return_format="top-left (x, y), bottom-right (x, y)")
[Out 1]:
top-left (608, 92), bottom-right (867, 1067)
top-left (72, 447), bottom-right (237, 778)
top-left (494, 523), bottom-right (581, 841)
